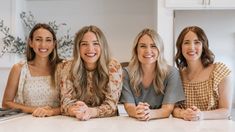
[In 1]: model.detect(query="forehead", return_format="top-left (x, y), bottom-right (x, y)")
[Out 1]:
top-left (33, 28), bottom-right (53, 37)
top-left (184, 31), bottom-right (198, 40)
top-left (82, 31), bottom-right (97, 40)
top-left (138, 34), bottom-right (154, 43)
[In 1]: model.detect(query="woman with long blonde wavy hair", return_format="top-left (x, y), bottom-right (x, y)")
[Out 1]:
top-left (57, 25), bottom-right (122, 121)
top-left (120, 28), bottom-right (185, 121)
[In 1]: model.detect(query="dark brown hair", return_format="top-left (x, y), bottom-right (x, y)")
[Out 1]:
top-left (175, 26), bottom-right (214, 69)
top-left (26, 23), bottom-right (61, 86)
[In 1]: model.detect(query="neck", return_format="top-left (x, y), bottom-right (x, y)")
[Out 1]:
top-left (141, 63), bottom-right (156, 76)
top-left (186, 60), bottom-right (204, 73)
top-left (184, 60), bottom-right (204, 82)
top-left (32, 57), bottom-right (50, 67)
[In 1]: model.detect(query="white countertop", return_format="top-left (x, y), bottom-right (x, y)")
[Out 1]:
top-left (0, 114), bottom-right (235, 132)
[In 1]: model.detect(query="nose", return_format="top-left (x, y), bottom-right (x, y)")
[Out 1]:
top-left (145, 46), bottom-right (152, 52)
top-left (86, 43), bottom-right (95, 51)
top-left (39, 39), bottom-right (47, 47)
top-left (188, 43), bottom-right (195, 49)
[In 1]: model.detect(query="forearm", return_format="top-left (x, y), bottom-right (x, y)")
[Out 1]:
top-left (124, 105), bottom-right (137, 118)
top-left (50, 107), bottom-right (61, 116)
top-left (4, 101), bottom-right (36, 113)
top-left (172, 107), bottom-right (184, 119)
top-left (149, 107), bottom-right (173, 119)
top-left (93, 103), bottom-right (117, 118)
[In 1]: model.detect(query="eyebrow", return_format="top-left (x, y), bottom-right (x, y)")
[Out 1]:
top-left (80, 40), bottom-right (99, 43)
top-left (34, 36), bottom-right (52, 39)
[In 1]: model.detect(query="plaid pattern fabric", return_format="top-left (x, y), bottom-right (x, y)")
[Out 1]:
top-left (181, 62), bottom-right (231, 111)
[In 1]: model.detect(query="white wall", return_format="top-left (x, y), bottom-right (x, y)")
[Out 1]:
top-left (174, 10), bottom-right (235, 108)
top-left (0, 0), bottom-right (158, 105)
top-left (26, 0), bottom-right (155, 62)
top-left (0, 0), bottom-right (17, 106)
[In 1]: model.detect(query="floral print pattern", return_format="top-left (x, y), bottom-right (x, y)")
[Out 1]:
top-left (56, 59), bottom-right (122, 117)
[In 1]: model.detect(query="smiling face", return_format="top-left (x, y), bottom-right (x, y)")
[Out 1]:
top-left (79, 31), bottom-right (101, 70)
top-left (182, 31), bottom-right (203, 62)
top-left (29, 28), bottom-right (55, 59)
top-left (137, 34), bottom-right (159, 65)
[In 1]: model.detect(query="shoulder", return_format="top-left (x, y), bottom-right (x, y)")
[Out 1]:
top-left (108, 58), bottom-right (121, 67)
top-left (212, 62), bottom-right (231, 79)
top-left (167, 65), bottom-right (180, 76)
top-left (57, 59), bottom-right (73, 70)
top-left (11, 60), bottom-right (27, 73)
top-left (108, 58), bottom-right (122, 72)
top-left (8, 60), bottom-right (27, 78)
top-left (164, 65), bottom-right (181, 81)
top-left (213, 62), bottom-right (231, 72)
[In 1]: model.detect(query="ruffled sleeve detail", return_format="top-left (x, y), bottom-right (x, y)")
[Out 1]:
top-left (95, 58), bottom-right (123, 117)
top-left (56, 60), bottom-right (76, 115)
top-left (211, 62), bottom-right (231, 95)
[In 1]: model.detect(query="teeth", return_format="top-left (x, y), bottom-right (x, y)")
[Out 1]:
top-left (39, 49), bottom-right (48, 52)
top-left (86, 53), bottom-right (96, 57)
top-left (144, 55), bottom-right (153, 58)
top-left (187, 51), bottom-right (196, 55)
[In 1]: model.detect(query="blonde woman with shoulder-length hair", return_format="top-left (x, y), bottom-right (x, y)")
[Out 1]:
top-left (57, 25), bottom-right (122, 121)
top-left (120, 28), bottom-right (185, 121)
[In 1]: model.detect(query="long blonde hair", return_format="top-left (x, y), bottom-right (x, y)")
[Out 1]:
top-left (71, 25), bottom-right (111, 105)
top-left (128, 28), bottom-right (169, 96)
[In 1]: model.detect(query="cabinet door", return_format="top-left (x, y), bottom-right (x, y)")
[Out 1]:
top-left (209, 0), bottom-right (235, 9)
top-left (165, 0), bottom-right (206, 9)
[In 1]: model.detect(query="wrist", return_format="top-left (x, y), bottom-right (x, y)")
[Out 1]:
top-left (68, 106), bottom-right (76, 117)
top-left (88, 108), bottom-right (98, 118)
top-left (179, 109), bottom-right (185, 119)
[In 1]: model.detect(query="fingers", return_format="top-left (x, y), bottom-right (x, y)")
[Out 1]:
top-left (72, 102), bottom-right (91, 121)
top-left (135, 102), bottom-right (150, 121)
top-left (75, 108), bottom-right (91, 121)
top-left (182, 107), bottom-right (201, 121)
top-left (32, 107), bottom-right (52, 117)
top-left (75, 101), bottom-right (86, 106)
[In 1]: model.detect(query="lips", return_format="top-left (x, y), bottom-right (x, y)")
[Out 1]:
top-left (85, 53), bottom-right (96, 57)
top-left (143, 54), bottom-right (154, 58)
top-left (39, 48), bottom-right (48, 52)
top-left (186, 51), bottom-right (197, 56)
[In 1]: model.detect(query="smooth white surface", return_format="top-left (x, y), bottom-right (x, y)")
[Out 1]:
top-left (0, 114), bottom-right (235, 132)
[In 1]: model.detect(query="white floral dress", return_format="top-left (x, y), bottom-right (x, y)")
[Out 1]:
top-left (15, 61), bottom-right (60, 107)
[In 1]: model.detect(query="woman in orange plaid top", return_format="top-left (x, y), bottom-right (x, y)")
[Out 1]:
top-left (56, 25), bottom-right (122, 121)
top-left (173, 26), bottom-right (232, 121)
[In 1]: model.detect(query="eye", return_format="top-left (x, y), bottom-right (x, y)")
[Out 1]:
top-left (80, 42), bottom-right (88, 46)
top-left (151, 44), bottom-right (157, 48)
top-left (183, 41), bottom-right (190, 45)
top-left (34, 38), bottom-right (41, 41)
top-left (140, 45), bottom-right (146, 48)
top-left (46, 39), bottom-right (52, 42)
top-left (138, 43), bottom-right (146, 48)
top-left (195, 41), bottom-right (201, 45)
top-left (93, 42), bottom-right (100, 46)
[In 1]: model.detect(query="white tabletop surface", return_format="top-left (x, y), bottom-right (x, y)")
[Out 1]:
top-left (0, 114), bottom-right (235, 132)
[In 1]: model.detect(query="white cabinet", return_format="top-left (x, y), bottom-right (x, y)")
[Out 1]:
top-left (165, 0), bottom-right (235, 9)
